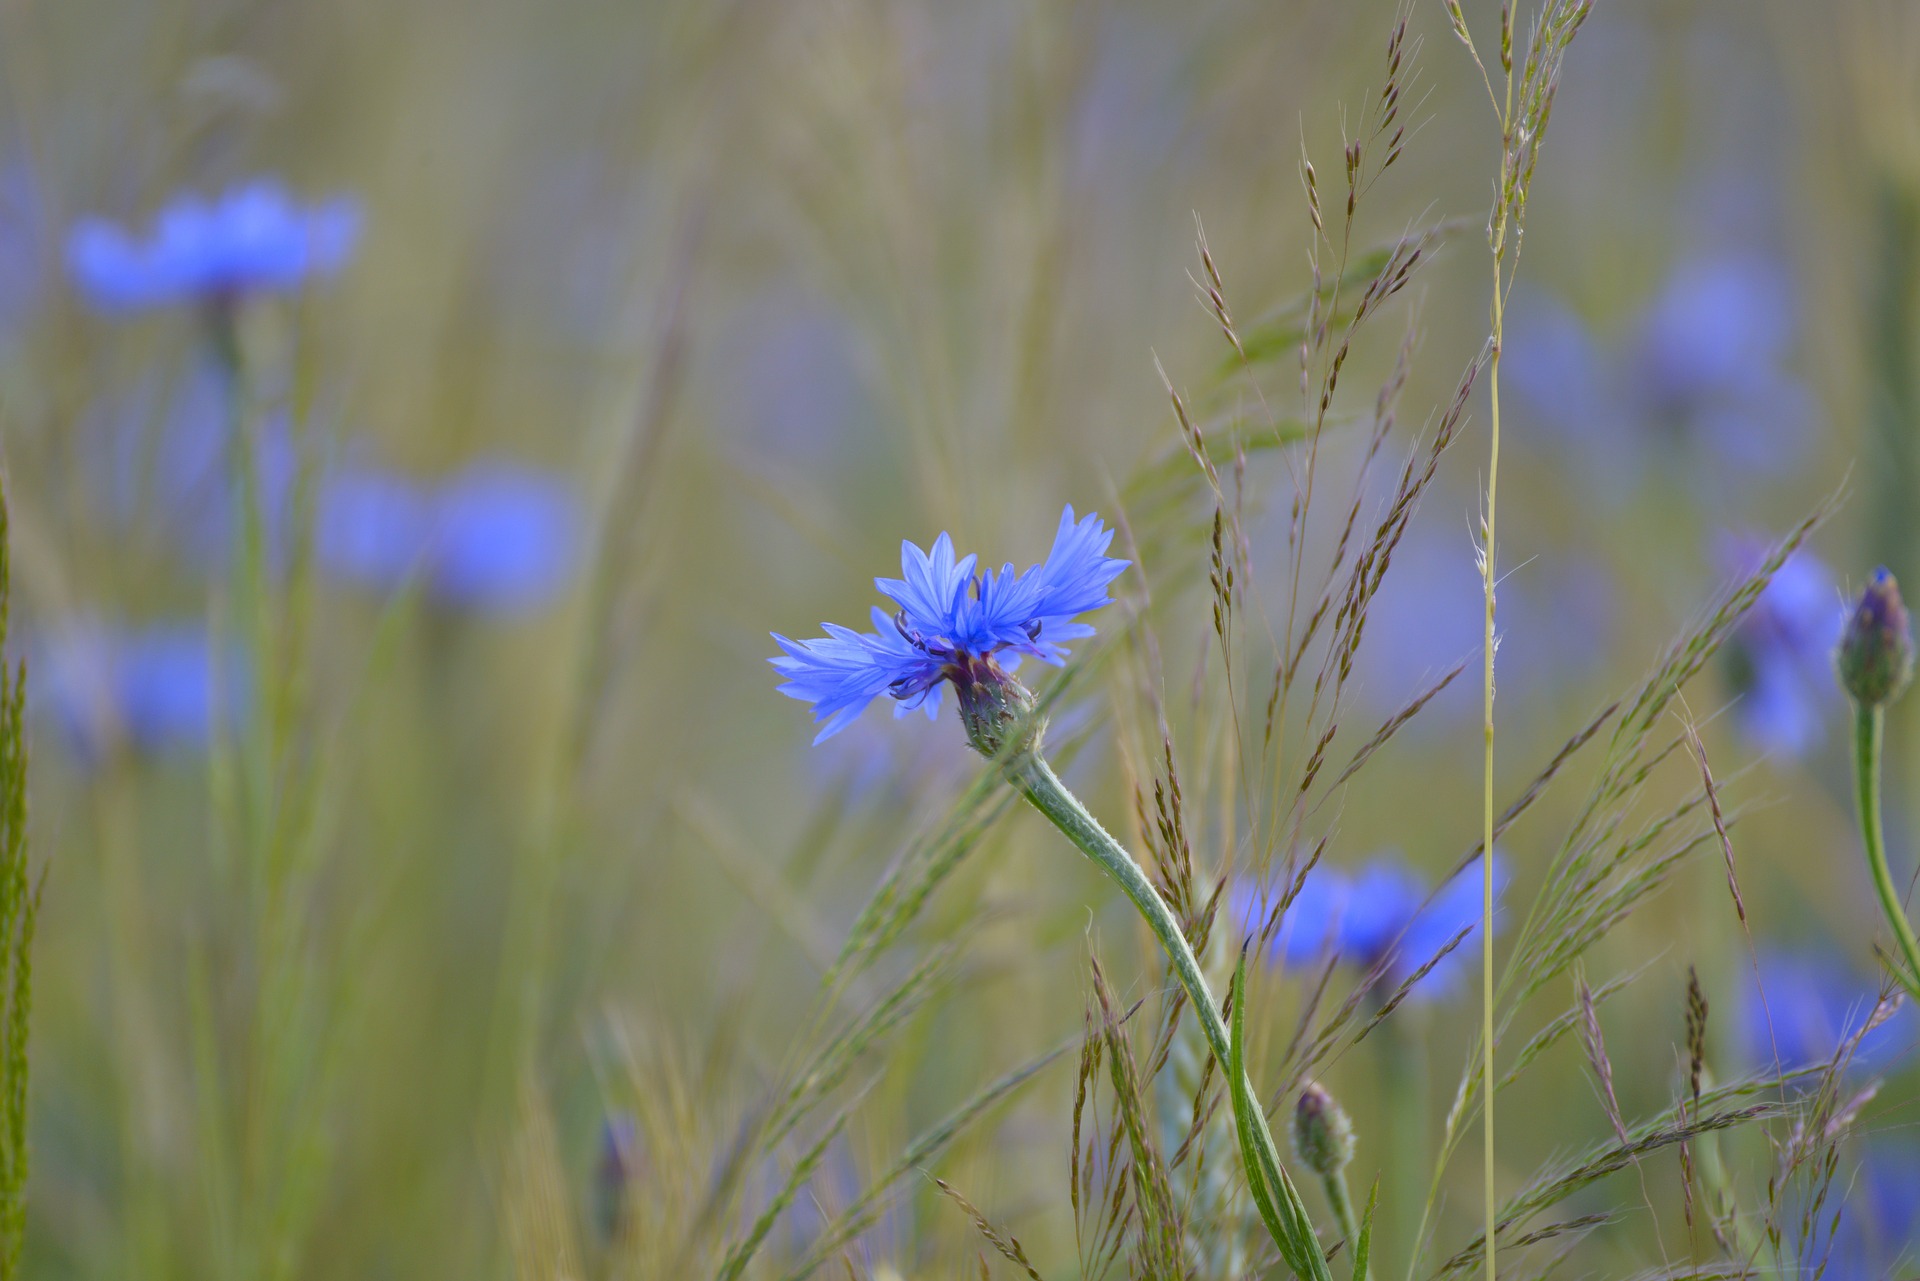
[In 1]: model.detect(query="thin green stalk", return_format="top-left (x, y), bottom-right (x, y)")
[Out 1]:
top-left (1322, 1166), bottom-right (1368, 1281)
top-left (1852, 703), bottom-right (1920, 998)
top-left (1480, 251), bottom-right (1502, 1281)
top-left (1010, 752), bottom-right (1332, 1281)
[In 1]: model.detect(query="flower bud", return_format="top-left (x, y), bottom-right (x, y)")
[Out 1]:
top-left (952, 657), bottom-right (1045, 760)
top-left (1838, 568), bottom-right (1915, 709)
top-left (1290, 1079), bottom-right (1355, 1176)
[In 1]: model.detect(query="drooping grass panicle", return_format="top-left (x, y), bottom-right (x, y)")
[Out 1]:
top-left (931, 1176), bottom-right (1046, 1281)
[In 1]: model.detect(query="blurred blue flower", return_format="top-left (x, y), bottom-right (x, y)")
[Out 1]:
top-left (314, 465), bottom-right (432, 590)
top-left (1736, 949), bottom-right (1918, 1075)
top-left (771, 506), bottom-right (1128, 742)
top-left (1506, 253), bottom-right (1815, 485)
top-left (1234, 852), bottom-right (1507, 1003)
top-left (716, 285), bottom-right (875, 463)
top-left (1633, 255), bottom-right (1793, 410)
top-left (68, 177), bottom-right (360, 312)
top-left (429, 461), bottom-right (582, 613)
top-left (316, 459), bottom-right (582, 614)
top-left (1354, 524), bottom-right (1612, 728)
top-left (33, 620), bottom-right (242, 761)
top-left (1718, 537), bottom-right (1846, 758)
top-left (1813, 1145), bottom-right (1920, 1280)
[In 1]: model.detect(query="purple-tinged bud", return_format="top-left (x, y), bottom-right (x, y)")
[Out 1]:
top-left (951, 656), bottom-right (1045, 760)
top-left (1838, 568), bottom-right (1915, 709)
top-left (1290, 1080), bottom-right (1355, 1176)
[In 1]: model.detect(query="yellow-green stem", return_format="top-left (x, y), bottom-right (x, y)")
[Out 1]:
top-left (1481, 252), bottom-right (1503, 1281)
top-left (1852, 703), bottom-right (1920, 998)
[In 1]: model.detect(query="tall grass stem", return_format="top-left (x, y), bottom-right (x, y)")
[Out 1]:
top-left (1480, 258), bottom-right (1501, 1281)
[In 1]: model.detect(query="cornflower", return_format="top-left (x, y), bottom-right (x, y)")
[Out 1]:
top-left (1235, 853), bottom-right (1506, 1003)
top-left (770, 505), bottom-right (1127, 746)
top-left (772, 505), bottom-right (1336, 1279)
top-left (68, 177), bottom-right (360, 312)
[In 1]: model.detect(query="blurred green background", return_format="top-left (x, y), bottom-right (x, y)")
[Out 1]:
top-left (0, 0), bottom-right (1918, 1277)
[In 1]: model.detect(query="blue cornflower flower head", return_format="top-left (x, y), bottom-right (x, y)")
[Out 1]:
top-left (34, 620), bottom-right (243, 761)
top-left (427, 461), bottom-right (583, 613)
top-left (1236, 856), bottom-right (1505, 1006)
top-left (1738, 949), bottom-right (1918, 1076)
top-left (741, 1132), bottom-right (903, 1268)
top-left (770, 505), bottom-right (1128, 747)
top-left (68, 177), bottom-right (361, 312)
top-left (1233, 852), bottom-right (1507, 1003)
top-left (1719, 536), bottom-right (1846, 758)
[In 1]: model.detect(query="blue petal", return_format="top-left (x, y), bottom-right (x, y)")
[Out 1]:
top-left (970, 506), bottom-right (1128, 661)
top-left (876, 532), bottom-right (976, 642)
top-left (771, 625), bottom-right (897, 744)
top-left (1028, 505), bottom-right (1129, 621)
top-left (770, 608), bottom-right (944, 743)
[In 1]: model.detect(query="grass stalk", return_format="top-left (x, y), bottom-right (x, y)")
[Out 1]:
top-left (1480, 243), bottom-right (1502, 1281)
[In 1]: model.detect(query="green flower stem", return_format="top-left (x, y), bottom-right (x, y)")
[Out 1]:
top-left (1010, 751), bottom-right (1330, 1279)
top-left (1379, 1013), bottom-right (1426, 1275)
top-left (1852, 703), bottom-right (1920, 999)
top-left (1321, 1167), bottom-right (1367, 1280)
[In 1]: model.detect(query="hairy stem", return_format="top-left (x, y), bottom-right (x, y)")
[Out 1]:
top-left (1852, 703), bottom-right (1920, 997)
top-left (1322, 1166), bottom-right (1369, 1280)
top-left (1011, 752), bottom-right (1328, 1279)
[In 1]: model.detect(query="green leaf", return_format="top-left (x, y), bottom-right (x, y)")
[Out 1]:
top-left (1351, 1180), bottom-right (1379, 1281)
top-left (1229, 952), bottom-right (1335, 1281)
